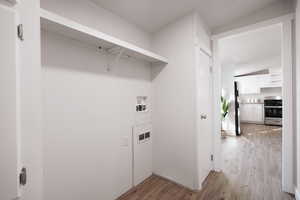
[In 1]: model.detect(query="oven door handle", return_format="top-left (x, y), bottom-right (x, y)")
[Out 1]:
top-left (264, 106), bottom-right (282, 108)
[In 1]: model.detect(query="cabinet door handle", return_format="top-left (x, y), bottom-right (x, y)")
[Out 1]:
top-left (271, 80), bottom-right (281, 83)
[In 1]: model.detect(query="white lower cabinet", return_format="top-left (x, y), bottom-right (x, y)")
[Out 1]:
top-left (240, 104), bottom-right (264, 123)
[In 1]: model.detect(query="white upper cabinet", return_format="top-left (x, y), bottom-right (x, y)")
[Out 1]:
top-left (261, 72), bottom-right (282, 88)
top-left (237, 76), bottom-right (261, 94)
top-left (237, 70), bottom-right (282, 94)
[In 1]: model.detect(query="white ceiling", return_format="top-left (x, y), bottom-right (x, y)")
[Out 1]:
top-left (219, 24), bottom-right (281, 66)
top-left (92, 0), bottom-right (285, 33)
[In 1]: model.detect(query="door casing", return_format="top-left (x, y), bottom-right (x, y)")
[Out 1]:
top-left (194, 47), bottom-right (214, 190)
top-left (211, 13), bottom-right (295, 194)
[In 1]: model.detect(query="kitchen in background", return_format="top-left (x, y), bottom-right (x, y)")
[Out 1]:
top-left (220, 24), bottom-right (282, 136)
top-left (237, 67), bottom-right (282, 127)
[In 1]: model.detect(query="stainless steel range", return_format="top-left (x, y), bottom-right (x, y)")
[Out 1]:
top-left (264, 96), bottom-right (282, 126)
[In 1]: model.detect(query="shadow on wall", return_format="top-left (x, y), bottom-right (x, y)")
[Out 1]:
top-left (151, 63), bottom-right (165, 81)
top-left (41, 30), bottom-right (155, 82)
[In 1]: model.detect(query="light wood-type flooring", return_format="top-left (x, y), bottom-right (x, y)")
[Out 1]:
top-left (118, 123), bottom-right (295, 200)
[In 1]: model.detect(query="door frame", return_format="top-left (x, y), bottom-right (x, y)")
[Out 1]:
top-left (0, 4), bottom-right (19, 199)
top-left (194, 46), bottom-right (214, 190)
top-left (211, 13), bottom-right (295, 194)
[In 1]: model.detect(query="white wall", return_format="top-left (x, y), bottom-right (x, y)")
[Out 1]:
top-left (151, 12), bottom-right (211, 189)
top-left (195, 14), bottom-right (211, 53)
top-left (296, 0), bottom-right (300, 198)
top-left (40, 0), bottom-right (154, 199)
top-left (213, 0), bottom-right (294, 34)
top-left (42, 30), bottom-right (151, 200)
top-left (40, 0), bottom-right (152, 50)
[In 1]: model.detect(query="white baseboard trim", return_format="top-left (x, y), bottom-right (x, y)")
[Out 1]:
top-left (153, 173), bottom-right (197, 191)
top-left (295, 187), bottom-right (300, 200)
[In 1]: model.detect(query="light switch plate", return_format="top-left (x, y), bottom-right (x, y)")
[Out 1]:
top-left (120, 137), bottom-right (129, 147)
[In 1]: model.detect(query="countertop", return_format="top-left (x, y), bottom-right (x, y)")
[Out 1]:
top-left (240, 102), bottom-right (264, 104)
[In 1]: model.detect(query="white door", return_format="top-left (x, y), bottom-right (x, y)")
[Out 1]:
top-left (196, 49), bottom-right (213, 186)
top-left (0, 5), bottom-right (18, 200)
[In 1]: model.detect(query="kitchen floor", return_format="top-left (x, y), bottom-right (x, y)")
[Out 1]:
top-left (118, 123), bottom-right (294, 200)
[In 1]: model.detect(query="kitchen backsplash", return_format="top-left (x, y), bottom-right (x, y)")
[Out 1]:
top-left (240, 87), bottom-right (282, 103)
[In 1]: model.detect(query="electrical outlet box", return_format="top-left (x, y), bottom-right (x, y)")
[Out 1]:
top-left (136, 96), bottom-right (148, 113)
top-left (145, 132), bottom-right (150, 139)
top-left (137, 131), bottom-right (151, 144)
top-left (138, 133), bottom-right (145, 142)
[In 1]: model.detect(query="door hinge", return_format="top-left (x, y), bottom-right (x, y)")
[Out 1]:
top-left (19, 167), bottom-right (27, 186)
top-left (209, 66), bottom-right (213, 73)
top-left (17, 24), bottom-right (24, 41)
top-left (210, 154), bottom-right (214, 161)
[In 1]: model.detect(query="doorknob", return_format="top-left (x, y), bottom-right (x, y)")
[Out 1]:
top-left (201, 115), bottom-right (207, 120)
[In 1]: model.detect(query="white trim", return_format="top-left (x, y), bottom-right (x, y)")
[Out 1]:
top-left (212, 13), bottom-right (295, 40)
top-left (194, 47), bottom-right (215, 190)
top-left (212, 40), bottom-right (222, 172)
top-left (296, 187), bottom-right (300, 200)
top-left (281, 20), bottom-right (294, 194)
top-left (211, 16), bottom-right (295, 193)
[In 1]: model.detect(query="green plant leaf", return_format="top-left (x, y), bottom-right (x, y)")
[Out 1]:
top-left (221, 96), bottom-right (229, 119)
